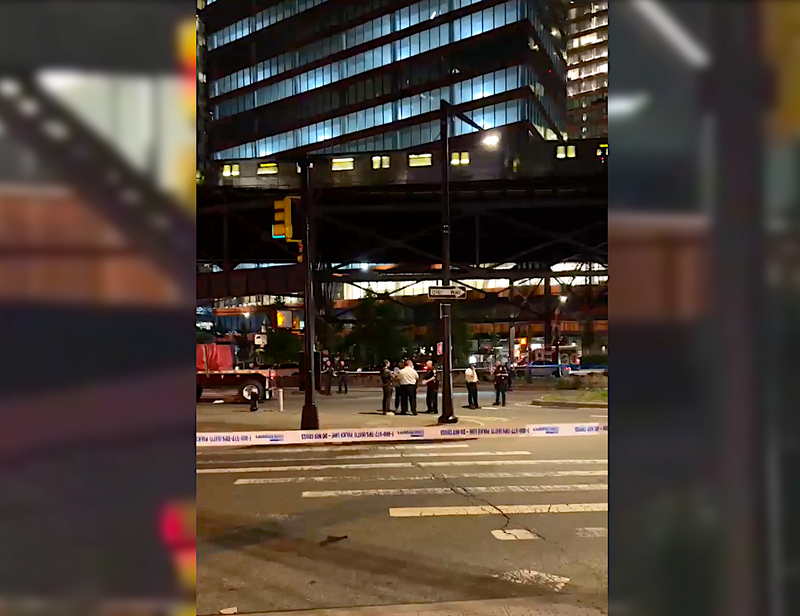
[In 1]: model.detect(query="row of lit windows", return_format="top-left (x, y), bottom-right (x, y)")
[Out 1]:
top-left (207, 0), bottom-right (328, 50)
top-left (211, 0), bottom-right (566, 100)
top-left (567, 1), bottom-right (607, 21)
top-left (216, 97), bottom-right (529, 160)
top-left (567, 75), bottom-right (608, 96)
top-left (568, 29), bottom-right (607, 50)
top-left (213, 0), bottom-right (525, 120)
top-left (210, 0), bottom-right (482, 98)
top-left (567, 62), bottom-right (607, 82)
top-left (566, 44), bottom-right (607, 67)
top-left (221, 150), bottom-right (474, 177)
top-left (213, 66), bottom-right (529, 159)
top-left (567, 13), bottom-right (608, 36)
top-left (555, 143), bottom-right (607, 159)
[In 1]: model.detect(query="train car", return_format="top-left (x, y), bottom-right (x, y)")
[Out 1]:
top-left (213, 129), bottom-right (607, 189)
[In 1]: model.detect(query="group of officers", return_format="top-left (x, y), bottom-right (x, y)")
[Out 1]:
top-left (319, 358), bottom-right (350, 395)
top-left (378, 360), bottom-right (513, 416)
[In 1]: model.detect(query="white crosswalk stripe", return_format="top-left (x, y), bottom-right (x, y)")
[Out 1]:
top-left (302, 483), bottom-right (607, 498)
top-left (389, 503), bottom-right (608, 517)
top-left (235, 470), bottom-right (607, 485)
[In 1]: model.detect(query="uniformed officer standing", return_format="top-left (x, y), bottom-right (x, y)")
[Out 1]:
top-left (492, 361), bottom-right (509, 406)
top-left (321, 360), bottom-right (333, 395)
top-left (422, 360), bottom-right (439, 414)
top-left (380, 360), bottom-right (394, 415)
top-left (464, 363), bottom-right (479, 409)
top-left (392, 362), bottom-right (402, 412)
top-left (337, 359), bottom-right (349, 394)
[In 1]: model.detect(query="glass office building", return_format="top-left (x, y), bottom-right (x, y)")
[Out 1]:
top-left (201, 0), bottom-right (568, 164)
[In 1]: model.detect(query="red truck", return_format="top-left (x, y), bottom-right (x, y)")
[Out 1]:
top-left (196, 343), bottom-right (275, 403)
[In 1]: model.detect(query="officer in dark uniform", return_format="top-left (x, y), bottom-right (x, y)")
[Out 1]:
top-left (337, 359), bottom-right (349, 394)
top-left (492, 361), bottom-right (509, 406)
top-left (422, 360), bottom-right (439, 414)
top-left (321, 360), bottom-right (333, 395)
top-left (380, 360), bottom-right (394, 415)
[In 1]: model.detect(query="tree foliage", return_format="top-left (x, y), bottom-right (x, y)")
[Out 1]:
top-left (260, 329), bottom-right (303, 364)
top-left (340, 294), bottom-right (412, 366)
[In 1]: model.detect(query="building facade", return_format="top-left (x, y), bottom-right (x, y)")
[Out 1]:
top-left (197, 2), bottom-right (210, 184)
top-left (200, 0), bottom-right (568, 172)
top-left (565, 0), bottom-right (607, 139)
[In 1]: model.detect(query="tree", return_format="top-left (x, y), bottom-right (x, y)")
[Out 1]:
top-left (581, 317), bottom-right (596, 354)
top-left (341, 293), bottom-right (411, 366)
top-left (264, 329), bottom-right (303, 364)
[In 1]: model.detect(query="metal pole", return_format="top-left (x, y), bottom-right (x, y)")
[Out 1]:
top-left (439, 105), bottom-right (457, 424)
top-left (300, 156), bottom-right (319, 430)
top-left (554, 306), bottom-right (561, 377)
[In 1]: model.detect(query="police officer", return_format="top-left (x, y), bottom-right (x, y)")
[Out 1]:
top-left (422, 360), bottom-right (438, 414)
top-left (321, 360), bottom-right (333, 395)
top-left (392, 362), bottom-right (402, 412)
top-left (337, 359), bottom-right (349, 394)
top-left (380, 360), bottom-right (394, 415)
top-left (492, 361), bottom-right (509, 406)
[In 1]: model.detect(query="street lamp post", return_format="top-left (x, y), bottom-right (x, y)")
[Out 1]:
top-left (437, 101), bottom-right (493, 425)
top-left (438, 104), bottom-right (457, 424)
top-left (554, 295), bottom-right (567, 377)
top-left (299, 156), bottom-right (319, 430)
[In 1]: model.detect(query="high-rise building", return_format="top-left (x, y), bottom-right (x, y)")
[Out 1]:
top-left (565, 0), bottom-right (607, 139)
top-left (200, 0), bottom-right (568, 174)
top-left (197, 1), bottom-right (210, 184)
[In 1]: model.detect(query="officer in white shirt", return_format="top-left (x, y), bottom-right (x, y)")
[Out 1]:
top-left (464, 363), bottom-right (479, 409)
top-left (397, 359), bottom-right (419, 415)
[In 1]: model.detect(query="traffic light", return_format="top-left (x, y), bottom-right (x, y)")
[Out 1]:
top-left (272, 197), bottom-right (293, 240)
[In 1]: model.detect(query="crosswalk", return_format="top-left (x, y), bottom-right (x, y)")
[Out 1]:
top-left (198, 440), bottom-right (608, 551)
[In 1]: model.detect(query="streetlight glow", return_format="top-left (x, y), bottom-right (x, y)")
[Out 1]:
top-left (482, 133), bottom-right (500, 147)
top-left (559, 295), bottom-right (568, 303)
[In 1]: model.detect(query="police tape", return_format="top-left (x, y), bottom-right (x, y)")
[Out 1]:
top-left (196, 423), bottom-right (608, 447)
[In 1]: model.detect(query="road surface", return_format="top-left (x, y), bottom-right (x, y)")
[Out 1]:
top-left (197, 434), bottom-right (608, 615)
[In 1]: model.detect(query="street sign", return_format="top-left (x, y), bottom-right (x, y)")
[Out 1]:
top-left (428, 286), bottom-right (466, 299)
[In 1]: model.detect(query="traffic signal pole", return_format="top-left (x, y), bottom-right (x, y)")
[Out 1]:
top-left (299, 157), bottom-right (319, 430)
top-left (439, 105), bottom-right (457, 424)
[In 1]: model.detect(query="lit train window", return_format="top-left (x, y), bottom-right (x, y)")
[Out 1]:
top-left (567, 145), bottom-right (576, 158)
top-left (451, 152), bottom-right (470, 165)
top-left (231, 163), bottom-right (240, 176)
top-left (222, 164), bottom-right (231, 177)
top-left (556, 146), bottom-right (566, 159)
top-left (257, 162), bottom-right (278, 175)
top-left (372, 155), bottom-right (390, 169)
top-left (331, 157), bottom-right (355, 171)
top-left (408, 153), bottom-right (432, 167)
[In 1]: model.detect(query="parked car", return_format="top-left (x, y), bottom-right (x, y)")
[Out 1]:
top-left (527, 361), bottom-right (572, 378)
top-left (271, 362), bottom-right (301, 378)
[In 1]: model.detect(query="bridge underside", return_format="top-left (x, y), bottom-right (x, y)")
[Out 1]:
top-left (197, 179), bottom-right (607, 296)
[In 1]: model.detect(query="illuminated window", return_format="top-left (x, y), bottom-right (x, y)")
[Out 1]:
top-left (451, 151), bottom-right (469, 165)
top-left (231, 163), bottom-right (240, 176)
top-left (408, 153), bottom-right (432, 167)
top-left (222, 164), bottom-right (232, 177)
top-left (566, 145), bottom-right (576, 158)
top-left (331, 157), bottom-right (355, 171)
top-left (556, 146), bottom-right (566, 159)
top-left (257, 162), bottom-right (278, 175)
top-left (372, 155), bottom-right (390, 169)
top-left (596, 143), bottom-right (608, 157)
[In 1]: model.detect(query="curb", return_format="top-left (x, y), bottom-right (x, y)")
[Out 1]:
top-left (529, 400), bottom-right (608, 409)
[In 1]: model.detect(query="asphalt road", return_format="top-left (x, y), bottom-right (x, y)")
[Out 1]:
top-left (197, 434), bottom-right (608, 615)
top-left (197, 388), bottom-right (608, 433)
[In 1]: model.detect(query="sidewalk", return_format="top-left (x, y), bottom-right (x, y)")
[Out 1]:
top-left (240, 597), bottom-right (607, 616)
